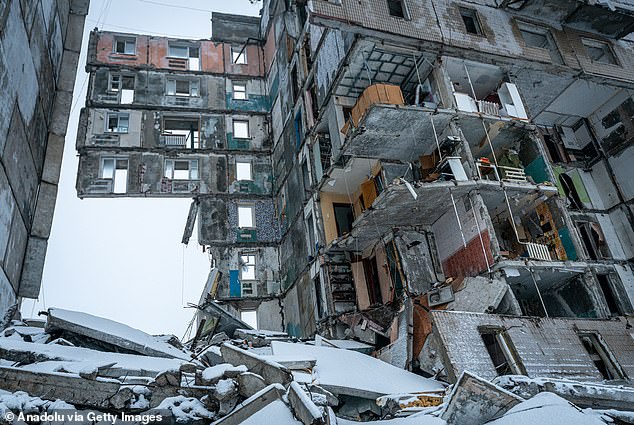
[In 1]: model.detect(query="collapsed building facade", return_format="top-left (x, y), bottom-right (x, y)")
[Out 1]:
top-left (76, 0), bottom-right (634, 382)
top-left (0, 0), bottom-right (90, 321)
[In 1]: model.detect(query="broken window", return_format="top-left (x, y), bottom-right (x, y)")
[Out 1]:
top-left (168, 44), bottom-right (200, 70)
top-left (233, 83), bottom-right (247, 100)
top-left (333, 203), bottom-right (354, 237)
top-left (238, 205), bottom-right (255, 228)
top-left (479, 327), bottom-right (525, 376)
top-left (306, 213), bottom-right (316, 255)
top-left (578, 332), bottom-right (625, 380)
top-left (114, 37), bottom-right (135, 55)
top-left (108, 74), bottom-right (135, 104)
top-left (459, 7), bottom-right (482, 35)
top-left (517, 22), bottom-right (563, 64)
top-left (164, 159), bottom-right (198, 180)
top-left (301, 160), bottom-right (311, 192)
top-left (100, 158), bottom-right (128, 194)
top-left (236, 160), bottom-right (252, 181)
top-left (233, 119), bottom-right (250, 139)
top-left (387, 0), bottom-right (405, 18)
top-left (240, 310), bottom-right (258, 328)
top-left (597, 274), bottom-right (622, 316)
top-left (166, 78), bottom-right (200, 97)
top-left (582, 38), bottom-right (618, 65)
top-left (231, 46), bottom-right (247, 64)
top-left (239, 254), bottom-right (256, 296)
top-left (162, 117), bottom-right (200, 148)
top-left (105, 112), bottom-right (129, 133)
top-left (363, 257), bottom-right (382, 306)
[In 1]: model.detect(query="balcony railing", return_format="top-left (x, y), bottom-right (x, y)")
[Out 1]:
top-left (162, 134), bottom-right (187, 147)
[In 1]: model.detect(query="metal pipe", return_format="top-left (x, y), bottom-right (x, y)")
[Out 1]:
top-left (470, 196), bottom-right (491, 273)
top-left (450, 190), bottom-right (467, 248)
top-left (529, 269), bottom-right (549, 318)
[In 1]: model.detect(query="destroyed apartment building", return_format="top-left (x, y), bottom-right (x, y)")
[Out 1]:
top-left (1, 0), bottom-right (634, 422)
top-left (74, 0), bottom-right (634, 373)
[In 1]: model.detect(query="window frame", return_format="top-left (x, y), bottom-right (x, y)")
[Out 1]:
top-left (236, 160), bottom-right (253, 181)
top-left (231, 46), bottom-right (247, 65)
top-left (100, 157), bottom-right (128, 194)
top-left (163, 158), bottom-right (199, 180)
top-left (233, 119), bottom-right (250, 139)
top-left (233, 82), bottom-right (248, 100)
top-left (386, 0), bottom-right (407, 19)
top-left (166, 78), bottom-right (200, 97)
top-left (237, 204), bottom-right (256, 229)
top-left (459, 7), bottom-right (483, 36)
top-left (581, 37), bottom-right (619, 66)
top-left (517, 21), bottom-right (563, 64)
top-left (114, 37), bottom-right (136, 55)
top-left (105, 112), bottom-right (130, 134)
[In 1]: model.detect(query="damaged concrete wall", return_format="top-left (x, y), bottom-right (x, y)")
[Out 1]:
top-left (430, 310), bottom-right (634, 383)
top-left (0, 0), bottom-right (89, 317)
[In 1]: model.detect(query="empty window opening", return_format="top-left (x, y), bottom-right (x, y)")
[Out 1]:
top-left (236, 160), bottom-right (252, 181)
top-left (578, 332), bottom-right (625, 380)
top-left (460, 7), bottom-right (482, 35)
top-left (238, 205), bottom-right (255, 228)
top-left (233, 83), bottom-right (247, 100)
top-left (363, 256), bottom-right (382, 306)
top-left (233, 119), bottom-right (250, 139)
top-left (162, 117), bottom-right (200, 148)
top-left (306, 213), bottom-right (316, 256)
top-left (240, 310), bottom-right (258, 328)
top-left (582, 38), bottom-right (618, 65)
top-left (387, 0), bottom-right (405, 18)
top-left (164, 159), bottom-right (198, 180)
top-left (108, 74), bottom-right (135, 104)
top-left (597, 274), bottom-right (621, 316)
top-left (314, 275), bottom-right (324, 318)
top-left (518, 22), bottom-right (563, 64)
top-left (100, 158), bottom-right (128, 194)
top-left (106, 112), bottom-right (129, 133)
top-left (167, 79), bottom-right (199, 97)
top-left (114, 37), bottom-right (135, 55)
top-left (333, 203), bottom-right (354, 237)
top-left (302, 160), bottom-right (311, 192)
top-left (479, 327), bottom-right (524, 376)
top-left (168, 44), bottom-right (200, 70)
top-left (232, 46), bottom-right (247, 64)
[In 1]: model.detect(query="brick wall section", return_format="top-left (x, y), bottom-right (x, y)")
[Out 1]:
top-left (442, 231), bottom-right (493, 278)
top-left (95, 32), bottom-right (150, 67)
top-left (431, 310), bottom-right (634, 383)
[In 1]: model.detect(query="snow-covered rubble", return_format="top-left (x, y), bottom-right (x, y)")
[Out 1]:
top-left (0, 308), bottom-right (633, 424)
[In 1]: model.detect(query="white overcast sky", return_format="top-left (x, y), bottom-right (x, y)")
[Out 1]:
top-left (20, 0), bottom-right (261, 339)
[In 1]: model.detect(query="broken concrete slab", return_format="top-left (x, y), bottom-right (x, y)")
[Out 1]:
top-left (236, 372), bottom-right (267, 398)
top-left (220, 343), bottom-right (293, 386)
top-left (213, 383), bottom-right (300, 425)
top-left (234, 328), bottom-right (291, 347)
top-left (494, 375), bottom-right (634, 411)
top-left (0, 337), bottom-right (189, 378)
top-left (287, 381), bottom-right (325, 425)
top-left (271, 342), bottom-right (445, 399)
top-left (45, 308), bottom-right (190, 360)
top-left (440, 371), bottom-right (523, 425)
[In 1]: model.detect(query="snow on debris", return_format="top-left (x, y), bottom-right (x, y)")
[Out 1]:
top-left (337, 416), bottom-right (447, 425)
top-left (486, 392), bottom-right (610, 425)
top-left (47, 308), bottom-right (190, 360)
top-left (240, 399), bottom-right (302, 425)
top-left (271, 341), bottom-right (446, 396)
top-left (151, 395), bottom-right (215, 422)
top-left (201, 363), bottom-right (233, 382)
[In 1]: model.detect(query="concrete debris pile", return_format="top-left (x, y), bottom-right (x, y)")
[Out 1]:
top-left (1, 308), bottom-right (634, 424)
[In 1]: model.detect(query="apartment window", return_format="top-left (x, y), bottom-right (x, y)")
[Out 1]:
top-left (114, 37), bottom-right (136, 55)
top-left (164, 159), bottom-right (198, 180)
top-left (168, 44), bottom-right (200, 70)
top-left (582, 38), bottom-right (618, 65)
top-left (236, 160), bottom-right (252, 181)
top-left (240, 254), bottom-right (256, 296)
top-left (231, 46), bottom-right (247, 64)
top-left (100, 158), bottom-right (128, 194)
top-left (166, 78), bottom-right (200, 97)
top-left (238, 205), bottom-right (255, 228)
top-left (479, 327), bottom-right (525, 376)
top-left (387, 0), bottom-right (405, 18)
top-left (233, 119), bottom-right (250, 139)
top-left (459, 7), bottom-right (482, 35)
top-left (240, 310), bottom-right (258, 328)
top-left (578, 332), bottom-right (625, 380)
top-left (106, 112), bottom-right (129, 133)
top-left (233, 83), bottom-right (247, 100)
top-left (517, 22), bottom-right (563, 64)
top-left (162, 117), bottom-right (200, 148)
top-left (109, 74), bottom-right (135, 104)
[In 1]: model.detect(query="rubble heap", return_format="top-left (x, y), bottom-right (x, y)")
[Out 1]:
top-left (1, 307), bottom-right (633, 424)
